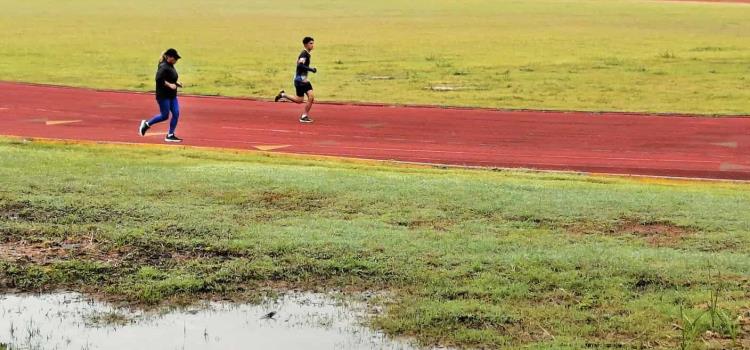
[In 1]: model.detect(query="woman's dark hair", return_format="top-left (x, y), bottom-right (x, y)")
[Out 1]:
top-left (303, 36), bottom-right (314, 45)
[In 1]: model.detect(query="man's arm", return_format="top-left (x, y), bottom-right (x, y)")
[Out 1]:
top-left (297, 56), bottom-right (317, 73)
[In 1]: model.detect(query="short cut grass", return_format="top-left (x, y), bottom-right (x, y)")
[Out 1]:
top-left (0, 0), bottom-right (748, 115)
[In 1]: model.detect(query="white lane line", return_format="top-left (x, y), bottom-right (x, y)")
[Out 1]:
top-left (221, 126), bottom-right (315, 135)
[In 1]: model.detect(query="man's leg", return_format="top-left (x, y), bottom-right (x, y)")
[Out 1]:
top-left (284, 93), bottom-right (304, 103)
top-left (304, 90), bottom-right (314, 116)
top-left (298, 88), bottom-right (314, 123)
top-left (276, 84), bottom-right (304, 103)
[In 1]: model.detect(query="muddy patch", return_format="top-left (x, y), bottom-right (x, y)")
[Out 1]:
top-left (258, 190), bottom-right (330, 211)
top-left (151, 223), bottom-right (234, 239)
top-left (618, 219), bottom-right (693, 247)
top-left (391, 218), bottom-right (455, 232)
top-left (218, 189), bottom-right (332, 213)
top-left (565, 218), bottom-right (694, 248)
top-left (0, 235), bottom-right (108, 265)
top-left (0, 234), bottom-right (225, 269)
top-left (0, 199), bottom-right (147, 225)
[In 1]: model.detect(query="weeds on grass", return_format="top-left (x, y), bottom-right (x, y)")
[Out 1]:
top-left (678, 272), bottom-right (742, 350)
top-left (690, 46), bottom-right (731, 52)
top-left (679, 305), bottom-right (707, 350)
top-left (706, 277), bottom-right (740, 343)
top-left (659, 51), bottom-right (676, 59)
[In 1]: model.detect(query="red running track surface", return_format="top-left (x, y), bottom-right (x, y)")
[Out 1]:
top-left (0, 82), bottom-right (748, 180)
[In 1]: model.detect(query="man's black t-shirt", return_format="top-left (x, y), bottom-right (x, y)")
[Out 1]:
top-left (295, 50), bottom-right (312, 82)
top-left (155, 62), bottom-right (179, 100)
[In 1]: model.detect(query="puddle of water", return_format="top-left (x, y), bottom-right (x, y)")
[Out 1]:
top-left (0, 292), bottom-right (429, 350)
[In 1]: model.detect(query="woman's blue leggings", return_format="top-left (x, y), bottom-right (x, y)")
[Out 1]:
top-left (147, 97), bottom-right (180, 135)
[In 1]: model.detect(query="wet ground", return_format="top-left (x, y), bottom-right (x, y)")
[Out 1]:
top-left (0, 292), bottom-right (431, 350)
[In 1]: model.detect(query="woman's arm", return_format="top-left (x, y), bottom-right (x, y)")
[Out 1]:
top-left (156, 66), bottom-right (179, 90)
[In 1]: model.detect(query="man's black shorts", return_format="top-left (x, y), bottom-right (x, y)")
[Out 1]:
top-left (294, 80), bottom-right (313, 97)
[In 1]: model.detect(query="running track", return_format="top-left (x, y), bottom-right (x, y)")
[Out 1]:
top-left (1, 82), bottom-right (749, 180)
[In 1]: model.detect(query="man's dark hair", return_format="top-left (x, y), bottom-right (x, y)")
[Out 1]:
top-left (303, 36), bottom-right (314, 45)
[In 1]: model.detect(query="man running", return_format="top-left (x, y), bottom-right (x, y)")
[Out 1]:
top-left (275, 37), bottom-right (317, 123)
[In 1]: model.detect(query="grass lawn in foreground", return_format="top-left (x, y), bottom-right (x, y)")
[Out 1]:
top-left (0, 0), bottom-right (749, 114)
top-left (0, 138), bottom-right (748, 348)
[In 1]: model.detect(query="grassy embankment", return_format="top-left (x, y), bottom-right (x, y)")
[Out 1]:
top-left (0, 138), bottom-right (748, 348)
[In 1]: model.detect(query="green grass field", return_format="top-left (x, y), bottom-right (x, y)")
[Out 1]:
top-left (0, 0), bottom-right (749, 114)
top-left (1, 138), bottom-right (748, 349)
top-left (2, 1), bottom-right (750, 348)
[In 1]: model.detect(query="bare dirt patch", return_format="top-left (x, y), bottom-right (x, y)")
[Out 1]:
top-left (0, 234), bottom-right (231, 268)
top-left (0, 235), bottom-right (107, 265)
top-left (565, 218), bottom-right (694, 248)
top-left (0, 198), bottom-right (147, 225)
top-left (618, 219), bottom-right (693, 247)
top-left (258, 190), bottom-right (330, 211)
top-left (391, 218), bottom-right (455, 231)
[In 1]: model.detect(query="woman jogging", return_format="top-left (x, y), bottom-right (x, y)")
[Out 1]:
top-left (139, 48), bottom-right (184, 142)
top-left (275, 37), bottom-right (317, 123)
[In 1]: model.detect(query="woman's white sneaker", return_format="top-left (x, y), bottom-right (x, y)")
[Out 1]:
top-left (164, 134), bottom-right (183, 142)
